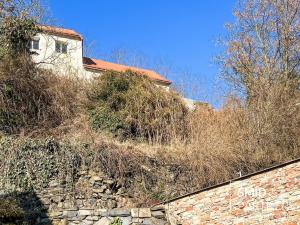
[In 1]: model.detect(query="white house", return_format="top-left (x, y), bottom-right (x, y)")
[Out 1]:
top-left (30, 25), bottom-right (171, 87)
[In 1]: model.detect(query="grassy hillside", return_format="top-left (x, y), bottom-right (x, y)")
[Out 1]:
top-left (0, 54), bottom-right (299, 206)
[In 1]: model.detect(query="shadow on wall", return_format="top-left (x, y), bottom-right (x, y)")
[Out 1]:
top-left (0, 191), bottom-right (52, 225)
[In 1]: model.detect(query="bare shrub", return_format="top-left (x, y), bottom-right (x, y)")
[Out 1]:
top-left (160, 102), bottom-right (247, 191)
top-left (233, 84), bottom-right (300, 167)
top-left (161, 88), bottom-right (299, 195)
top-left (43, 71), bottom-right (87, 126)
top-left (0, 55), bottom-right (83, 135)
top-left (0, 55), bottom-right (54, 133)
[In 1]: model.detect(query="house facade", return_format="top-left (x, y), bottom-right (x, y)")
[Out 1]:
top-left (30, 25), bottom-right (171, 88)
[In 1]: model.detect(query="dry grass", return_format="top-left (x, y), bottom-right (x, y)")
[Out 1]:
top-left (0, 54), bottom-right (86, 136)
top-left (157, 87), bottom-right (300, 194)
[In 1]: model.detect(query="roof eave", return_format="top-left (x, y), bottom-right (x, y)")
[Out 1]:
top-left (44, 31), bottom-right (83, 41)
top-left (39, 26), bottom-right (83, 41)
top-left (83, 64), bottom-right (171, 85)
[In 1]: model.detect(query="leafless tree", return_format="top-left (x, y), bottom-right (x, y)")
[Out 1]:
top-left (221, 0), bottom-right (300, 99)
top-left (0, 0), bottom-right (48, 56)
top-left (219, 0), bottom-right (300, 162)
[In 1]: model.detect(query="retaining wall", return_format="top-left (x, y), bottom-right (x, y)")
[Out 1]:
top-left (39, 171), bottom-right (168, 224)
top-left (48, 206), bottom-right (167, 225)
top-left (1, 170), bottom-right (169, 225)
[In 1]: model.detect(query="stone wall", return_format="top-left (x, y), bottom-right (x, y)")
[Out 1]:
top-left (165, 159), bottom-right (300, 225)
top-left (2, 170), bottom-right (169, 225)
top-left (47, 206), bottom-right (167, 225)
top-left (37, 170), bottom-right (134, 212)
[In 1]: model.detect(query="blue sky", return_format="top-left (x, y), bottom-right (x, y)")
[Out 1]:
top-left (48, 1), bottom-right (236, 107)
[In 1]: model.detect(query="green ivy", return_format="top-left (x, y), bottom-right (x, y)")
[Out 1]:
top-left (89, 106), bottom-right (124, 134)
top-left (109, 218), bottom-right (122, 225)
top-left (0, 137), bottom-right (81, 192)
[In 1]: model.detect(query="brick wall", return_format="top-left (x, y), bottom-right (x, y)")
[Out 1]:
top-left (165, 159), bottom-right (300, 225)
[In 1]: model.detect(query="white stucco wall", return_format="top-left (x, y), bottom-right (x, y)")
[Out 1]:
top-left (31, 33), bottom-right (85, 77)
top-left (82, 68), bottom-right (103, 80)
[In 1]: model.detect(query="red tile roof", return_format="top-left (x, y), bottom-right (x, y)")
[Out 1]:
top-left (83, 57), bottom-right (171, 85)
top-left (38, 25), bottom-right (171, 84)
top-left (39, 25), bottom-right (83, 40)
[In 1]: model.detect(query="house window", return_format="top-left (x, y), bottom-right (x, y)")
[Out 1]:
top-left (55, 41), bottom-right (68, 54)
top-left (29, 39), bottom-right (40, 50)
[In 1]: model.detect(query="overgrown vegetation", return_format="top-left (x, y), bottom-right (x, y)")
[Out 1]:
top-left (0, 136), bottom-right (191, 205)
top-left (0, 0), bottom-right (299, 211)
top-left (218, 0), bottom-right (300, 167)
top-left (0, 0), bottom-right (41, 57)
top-left (0, 0), bottom-right (82, 135)
top-left (0, 55), bottom-right (82, 134)
top-left (88, 70), bottom-right (188, 143)
top-left (0, 137), bottom-right (82, 191)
